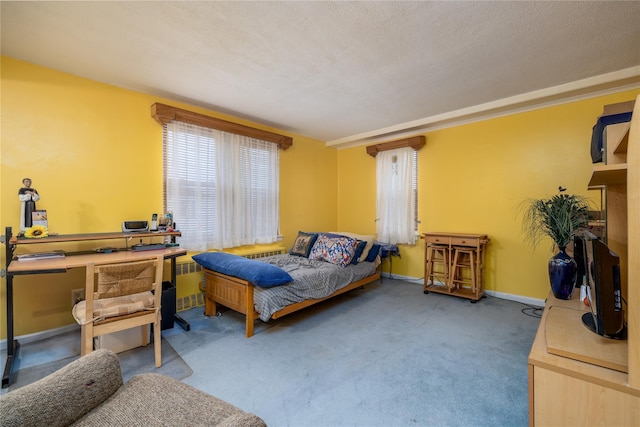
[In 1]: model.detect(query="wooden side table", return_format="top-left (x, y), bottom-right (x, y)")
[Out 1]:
top-left (421, 232), bottom-right (489, 302)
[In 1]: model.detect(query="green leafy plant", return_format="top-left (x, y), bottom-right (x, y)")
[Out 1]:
top-left (519, 188), bottom-right (591, 250)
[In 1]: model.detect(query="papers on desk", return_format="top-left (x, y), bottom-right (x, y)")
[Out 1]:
top-left (16, 250), bottom-right (65, 261)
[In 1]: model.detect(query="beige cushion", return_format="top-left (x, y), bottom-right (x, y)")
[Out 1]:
top-left (73, 291), bottom-right (155, 324)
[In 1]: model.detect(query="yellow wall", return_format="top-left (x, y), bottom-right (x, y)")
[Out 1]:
top-left (337, 89), bottom-right (639, 301)
top-left (1, 55), bottom-right (638, 338)
top-left (0, 57), bottom-right (337, 338)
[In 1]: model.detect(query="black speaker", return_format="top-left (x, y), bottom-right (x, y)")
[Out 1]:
top-left (160, 281), bottom-right (176, 330)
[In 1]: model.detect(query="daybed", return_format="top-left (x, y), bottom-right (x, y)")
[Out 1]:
top-left (193, 231), bottom-right (381, 337)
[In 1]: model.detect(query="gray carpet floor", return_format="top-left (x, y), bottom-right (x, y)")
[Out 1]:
top-left (1, 278), bottom-right (542, 427)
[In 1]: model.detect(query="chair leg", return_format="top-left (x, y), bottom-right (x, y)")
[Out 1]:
top-left (81, 324), bottom-right (93, 356)
top-left (154, 318), bottom-right (162, 368)
top-left (425, 246), bottom-right (433, 286)
top-left (469, 250), bottom-right (477, 291)
top-left (451, 249), bottom-right (460, 290)
top-left (142, 324), bottom-right (149, 347)
top-left (80, 326), bottom-right (86, 356)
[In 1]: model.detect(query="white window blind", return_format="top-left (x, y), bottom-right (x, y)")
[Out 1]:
top-left (376, 147), bottom-right (417, 245)
top-left (163, 121), bottom-right (279, 251)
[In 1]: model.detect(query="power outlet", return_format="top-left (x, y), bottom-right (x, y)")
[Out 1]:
top-left (71, 288), bottom-right (85, 307)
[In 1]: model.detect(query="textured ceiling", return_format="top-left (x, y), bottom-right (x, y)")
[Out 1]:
top-left (2, 1), bottom-right (639, 148)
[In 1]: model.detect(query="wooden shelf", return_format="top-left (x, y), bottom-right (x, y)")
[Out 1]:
top-left (587, 220), bottom-right (605, 227)
top-left (588, 163), bottom-right (627, 188)
top-left (608, 121), bottom-right (630, 157)
top-left (9, 230), bottom-right (181, 245)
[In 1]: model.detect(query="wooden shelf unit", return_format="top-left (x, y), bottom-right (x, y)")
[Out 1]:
top-left (528, 97), bottom-right (640, 425)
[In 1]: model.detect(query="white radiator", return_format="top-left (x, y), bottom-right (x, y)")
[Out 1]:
top-left (236, 248), bottom-right (285, 259)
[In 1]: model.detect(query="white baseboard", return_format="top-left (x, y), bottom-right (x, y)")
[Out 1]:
top-left (484, 290), bottom-right (545, 307)
top-left (0, 323), bottom-right (79, 352)
top-left (380, 271), bottom-right (424, 285)
top-left (380, 272), bottom-right (545, 307)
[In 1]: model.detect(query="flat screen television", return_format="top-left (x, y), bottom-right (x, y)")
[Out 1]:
top-left (577, 235), bottom-right (627, 340)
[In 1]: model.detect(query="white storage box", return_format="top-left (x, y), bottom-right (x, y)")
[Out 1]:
top-left (93, 325), bottom-right (150, 353)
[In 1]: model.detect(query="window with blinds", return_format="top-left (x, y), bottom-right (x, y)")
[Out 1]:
top-left (163, 121), bottom-right (280, 251)
top-left (375, 146), bottom-right (418, 245)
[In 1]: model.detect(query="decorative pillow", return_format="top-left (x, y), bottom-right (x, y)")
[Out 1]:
top-left (330, 232), bottom-right (375, 262)
top-left (192, 252), bottom-right (293, 288)
top-left (365, 244), bottom-right (382, 263)
top-left (309, 234), bottom-right (358, 267)
top-left (350, 240), bottom-right (368, 265)
top-left (289, 231), bottom-right (319, 257)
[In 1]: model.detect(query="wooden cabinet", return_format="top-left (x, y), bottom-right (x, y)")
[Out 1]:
top-left (422, 232), bottom-right (489, 302)
top-left (528, 292), bottom-right (639, 426)
top-left (528, 96), bottom-right (640, 425)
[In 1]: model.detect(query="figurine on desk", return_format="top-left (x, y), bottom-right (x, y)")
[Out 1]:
top-left (18, 177), bottom-right (40, 231)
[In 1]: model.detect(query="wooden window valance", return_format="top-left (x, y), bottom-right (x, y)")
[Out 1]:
top-left (151, 102), bottom-right (293, 150)
top-left (366, 135), bottom-right (425, 157)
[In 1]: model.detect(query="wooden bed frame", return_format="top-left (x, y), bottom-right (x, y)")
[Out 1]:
top-left (203, 268), bottom-right (381, 337)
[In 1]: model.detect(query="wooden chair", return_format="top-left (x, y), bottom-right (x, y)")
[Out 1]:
top-left (72, 255), bottom-right (164, 367)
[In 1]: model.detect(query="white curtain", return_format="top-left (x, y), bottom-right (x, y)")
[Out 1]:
top-left (376, 147), bottom-right (416, 245)
top-left (164, 121), bottom-right (279, 251)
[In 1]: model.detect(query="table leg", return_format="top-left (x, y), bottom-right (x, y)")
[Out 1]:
top-left (2, 276), bottom-right (17, 388)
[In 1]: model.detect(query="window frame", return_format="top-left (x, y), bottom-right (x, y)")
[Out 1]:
top-left (152, 102), bottom-right (293, 149)
top-left (369, 136), bottom-right (424, 242)
top-left (153, 103), bottom-right (291, 250)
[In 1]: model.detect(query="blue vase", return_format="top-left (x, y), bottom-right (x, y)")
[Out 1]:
top-left (548, 247), bottom-right (577, 300)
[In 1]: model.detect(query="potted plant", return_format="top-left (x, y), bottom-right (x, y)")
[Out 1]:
top-left (519, 187), bottom-right (591, 299)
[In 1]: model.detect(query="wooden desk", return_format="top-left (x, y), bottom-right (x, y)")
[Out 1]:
top-left (421, 232), bottom-right (489, 301)
top-left (2, 227), bottom-right (187, 388)
top-left (9, 247), bottom-right (187, 274)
